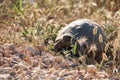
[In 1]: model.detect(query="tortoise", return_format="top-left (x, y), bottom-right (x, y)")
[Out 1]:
top-left (54, 19), bottom-right (107, 63)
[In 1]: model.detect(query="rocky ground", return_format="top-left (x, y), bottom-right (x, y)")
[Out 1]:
top-left (0, 44), bottom-right (119, 80)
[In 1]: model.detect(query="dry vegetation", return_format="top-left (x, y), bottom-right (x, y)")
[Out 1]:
top-left (0, 0), bottom-right (120, 79)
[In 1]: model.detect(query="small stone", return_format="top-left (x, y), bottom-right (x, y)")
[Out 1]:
top-left (84, 73), bottom-right (95, 79)
top-left (64, 75), bottom-right (74, 80)
top-left (96, 71), bottom-right (108, 78)
top-left (57, 77), bottom-right (64, 80)
top-left (8, 44), bottom-right (17, 54)
top-left (32, 60), bottom-right (39, 67)
top-left (86, 65), bottom-right (97, 73)
top-left (0, 67), bottom-right (12, 74)
top-left (70, 63), bottom-right (78, 68)
top-left (10, 71), bottom-right (16, 77)
top-left (0, 74), bottom-right (10, 79)
top-left (49, 75), bottom-right (57, 80)
top-left (54, 56), bottom-right (63, 63)
top-left (78, 70), bottom-right (85, 76)
top-left (34, 50), bottom-right (41, 55)
top-left (98, 74), bottom-right (106, 78)
top-left (8, 44), bottom-right (15, 51)
top-left (16, 47), bottom-right (25, 59)
top-left (25, 46), bottom-right (35, 56)
top-left (42, 58), bottom-right (54, 68)
top-left (58, 69), bottom-right (67, 77)
top-left (34, 45), bottom-right (44, 55)
top-left (63, 73), bottom-right (69, 77)
top-left (69, 70), bottom-right (78, 77)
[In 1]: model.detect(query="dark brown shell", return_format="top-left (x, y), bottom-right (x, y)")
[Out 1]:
top-left (54, 19), bottom-right (107, 63)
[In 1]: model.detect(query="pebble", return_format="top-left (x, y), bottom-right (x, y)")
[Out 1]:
top-left (86, 65), bottom-right (97, 73)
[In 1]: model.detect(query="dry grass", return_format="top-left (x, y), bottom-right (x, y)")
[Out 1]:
top-left (0, 0), bottom-right (120, 79)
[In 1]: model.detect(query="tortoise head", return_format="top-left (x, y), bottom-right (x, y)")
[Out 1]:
top-left (54, 34), bottom-right (76, 51)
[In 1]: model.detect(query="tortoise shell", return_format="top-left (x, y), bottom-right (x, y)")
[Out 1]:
top-left (54, 19), bottom-right (107, 63)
